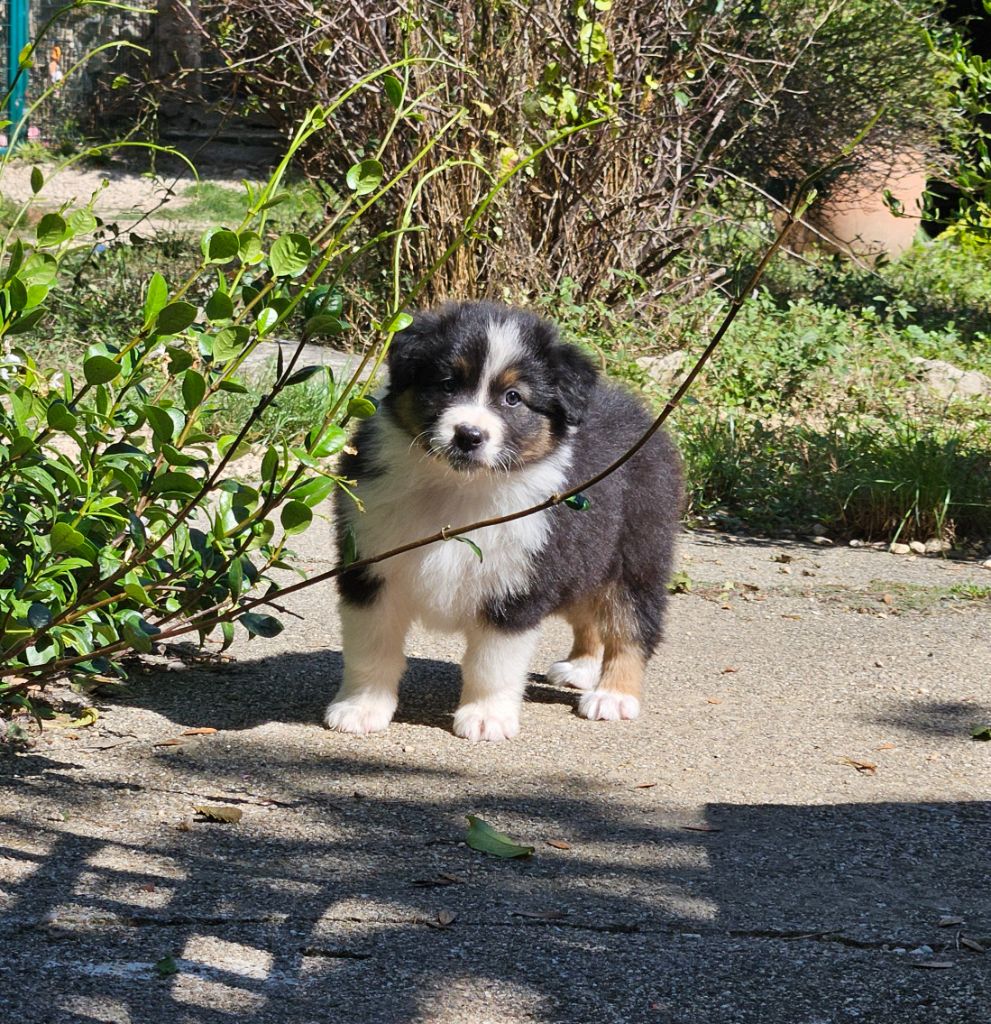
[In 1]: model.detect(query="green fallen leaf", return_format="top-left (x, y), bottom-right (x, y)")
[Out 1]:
top-left (154, 955), bottom-right (178, 978)
top-left (972, 725), bottom-right (991, 741)
top-left (465, 815), bottom-right (534, 858)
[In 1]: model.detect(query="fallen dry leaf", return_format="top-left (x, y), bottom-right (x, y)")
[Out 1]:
top-left (707, 697), bottom-right (724, 705)
top-left (182, 727), bottom-right (218, 736)
top-left (938, 915), bottom-right (965, 927)
top-left (436, 909), bottom-right (456, 927)
top-left (882, 593), bottom-right (895, 605)
top-left (838, 757), bottom-right (877, 775)
top-left (545, 838), bottom-right (571, 850)
top-left (721, 667), bottom-right (738, 674)
top-left (773, 554), bottom-right (793, 564)
top-left (960, 937), bottom-right (986, 953)
top-left (412, 874), bottom-right (465, 888)
top-left (153, 739), bottom-right (183, 747)
top-left (634, 782), bottom-right (657, 789)
top-left (680, 824), bottom-right (722, 833)
top-left (912, 961), bottom-right (955, 969)
top-left (193, 804), bottom-right (243, 824)
top-left (875, 742), bottom-right (897, 751)
top-left (512, 908), bottom-right (566, 921)
top-left (781, 613), bottom-right (802, 620)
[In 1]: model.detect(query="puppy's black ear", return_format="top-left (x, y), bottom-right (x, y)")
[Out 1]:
top-left (387, 311), bottom-right (441, 390)
top-left (548, 337), bottom-right (599, 427)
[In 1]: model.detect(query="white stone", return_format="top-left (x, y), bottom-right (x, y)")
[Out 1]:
top-left (636, 350), bottom-right (686, 386)
top-left (910, 357), bottom-right (991, 400)
top-left (909, 540), bottom-right (927, 554)
top-left (890, 543), bottom-right (911, 555)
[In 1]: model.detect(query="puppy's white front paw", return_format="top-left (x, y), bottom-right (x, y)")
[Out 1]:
top-left (324, 694), bottom-right (396, 734)
top-left (578, 690), bottom-right (641, 722)
top-left (547, 657), bottom-right (600, 691)
top-left (453, 701), bottom-right (521, 743)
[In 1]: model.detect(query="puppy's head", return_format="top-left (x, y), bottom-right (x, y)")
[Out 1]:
top-left (384, 302), bottom-right (597, 473)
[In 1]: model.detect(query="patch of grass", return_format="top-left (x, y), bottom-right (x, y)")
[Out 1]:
top-left (199, 362), bottom-right (348, 447)
top-left (172, 179), bottom-right (326, 228)
top-left (175, 182), bottom-right (251, 224)
top-left (675, 410), bottom-right (991, 544)
top-left (802, 580), bottom-right (991, 613)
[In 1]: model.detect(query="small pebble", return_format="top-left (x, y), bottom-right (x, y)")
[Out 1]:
top-left (890, 543), bottom-right (911, 555)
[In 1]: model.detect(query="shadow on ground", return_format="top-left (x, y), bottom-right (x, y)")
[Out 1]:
top-left (3, 640), bottom-right (990, 1023)
top-left (115, 650), bottom-right (579, 734)
top-left (2, 744), bottom-right (989, 1022)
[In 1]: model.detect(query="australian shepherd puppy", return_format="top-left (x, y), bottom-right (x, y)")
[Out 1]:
top-left (324, 301), bottom-right (683, 742)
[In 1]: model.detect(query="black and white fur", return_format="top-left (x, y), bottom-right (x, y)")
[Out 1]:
top-left (325, 301), bottom-right (682, 742)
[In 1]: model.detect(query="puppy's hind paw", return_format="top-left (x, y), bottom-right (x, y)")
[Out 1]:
top-left (324, 695), bottom-right (396, 735)
top-left (547, 657), bottom-right (600, 691)
top-left (453, 701), bottom-right (520, 743)
top-left (578, 690), bottom-right (641, 722)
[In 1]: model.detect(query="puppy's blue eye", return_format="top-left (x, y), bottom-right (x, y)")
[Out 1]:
top-left (504, 389), bottom-right (522, 407)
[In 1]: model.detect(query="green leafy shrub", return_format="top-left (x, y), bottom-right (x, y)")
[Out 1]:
top-left (0, 109), bottom-right (362, 713)
top-left (1, 48), bottom-right (587, 718)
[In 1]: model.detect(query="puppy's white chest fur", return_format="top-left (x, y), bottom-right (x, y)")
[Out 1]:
top-left (348, 421), bottom-right (570, 631)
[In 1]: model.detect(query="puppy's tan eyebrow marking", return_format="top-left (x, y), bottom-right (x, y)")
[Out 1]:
top-left (492, 367), bottom-right (522, 392)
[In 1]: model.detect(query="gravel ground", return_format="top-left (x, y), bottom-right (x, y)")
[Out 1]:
top-left (0, 159), bottom-right (255, 229)
top-left (2, 528), bottom-right (990, 1024)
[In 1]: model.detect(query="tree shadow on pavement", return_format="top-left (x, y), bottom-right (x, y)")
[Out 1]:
top-left (871, 698), bottom-right (991, 739)
top-left (2, 648), bottom-right (989, 1023)
top-left (115, 650), bottom-right (580, 734)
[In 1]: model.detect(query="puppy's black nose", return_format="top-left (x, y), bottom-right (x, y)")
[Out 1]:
top-left (453, 424), bottom-right (485, 451)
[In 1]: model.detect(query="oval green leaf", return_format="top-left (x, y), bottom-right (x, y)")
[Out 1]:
top-left (143, 272), bottom-right (168, 325)
top-left (83, 355), bottom-right (121, 385)
top-left (182, 369), bottom-right (206, 411)
top-left (50, 522), bottom-right (85, 554)
top-left (383, 74), bottom-right (404, 108)
top-left (269, 233), bottom-right (312, 277)
top-left (346, 159), bottom-right (384, 197)
top-left (347, 397), bottom-right (377, 420)
top-left (36, 213), bottom-right (68, 247)
top-left (156, 301), bottom-right (198, 336)
top-left (304, 314), bottom-right (347, 338)
top-left (239, 612), bottom-right (284, 638)
top-left (256, 306), bottom-right (279, 335)
top-left (205, 289), bottom-right (234, 322)
top-left (280, 500), bottom-right (313, 536)
top-left (201, 228), bottom-right (241, 264)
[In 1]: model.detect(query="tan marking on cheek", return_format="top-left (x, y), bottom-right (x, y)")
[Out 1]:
top-left (392, 389), bottom-right (425, 442)
top-left (514, 420), bottom-right (555, 462)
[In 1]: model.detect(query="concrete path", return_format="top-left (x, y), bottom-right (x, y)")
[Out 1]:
top-left (2, 528), bottom-right (990, 1023)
